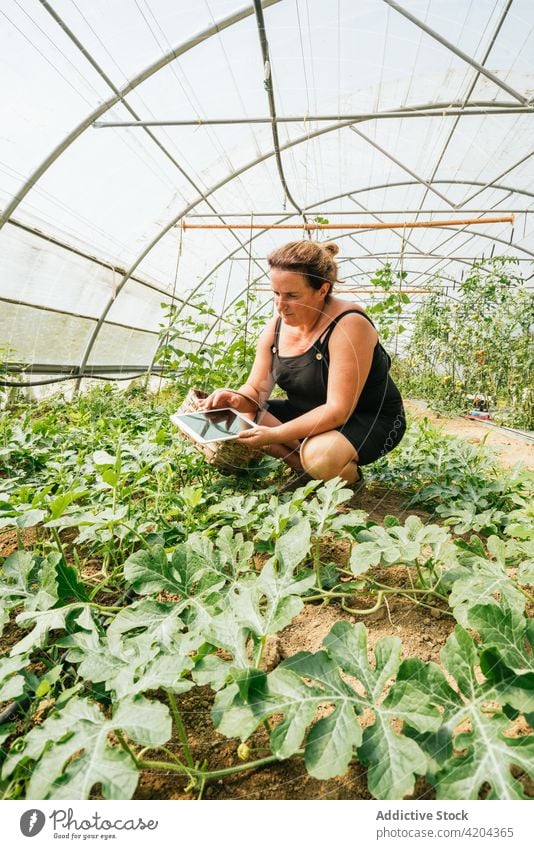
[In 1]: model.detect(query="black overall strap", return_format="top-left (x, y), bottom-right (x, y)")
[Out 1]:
top-left (317, 309), bottom-right (376, 348)
top-left (271, 317), bottom-right (282, 353)
top-left (317, 308), bottom-right (392, 369)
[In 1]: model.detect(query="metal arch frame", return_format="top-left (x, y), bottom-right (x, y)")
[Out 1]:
top-left (317, 180), bottom-right (534, 281)
top-left (383, 0), bottom-right (532, 106)
top-left (401, 0), bottom-right (515, 243)
top-left (401, 188), bottom-right (531, 285)
top-left (3, 56), bottom-right (531, 366)
top-left (458, 149), bottom-right (534, 207)
top-left (336, 225), bottom-right (534, 294)
top-left (334, 268), bottom-right (459, 288)
top-left (218, 243), bottom-right (532, 355)
top-left (78, 115), bottom-right (414, 378)
top-left (252, 0), bottom-right (304, 216)
top-left (2, 3), bottom-right (531, 383)
top-left (348, 126), bottom-right (456, 207)
top-left (78, 111), bottom-right (534, 379)
top-left (148, 176), bottom-right (534, 365)
top-left (36, 0), bottom-right (271, 299)
top-left (199, 259), bottom-right (487, 358)
top-left (0, 0), bottom-right (282, 230)
top-left (310, 178), bottom-right (534, 205)
top-left (167, 216), bottom-right (532, 365)
top-left (344, 193), bottom-right (447, 278)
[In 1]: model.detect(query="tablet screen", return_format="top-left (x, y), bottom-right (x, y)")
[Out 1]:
top-left (172, 409), bottom-right (256, 443)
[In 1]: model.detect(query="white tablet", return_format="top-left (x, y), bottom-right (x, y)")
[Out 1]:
top-left (170, 408), bottom-right (257, 444)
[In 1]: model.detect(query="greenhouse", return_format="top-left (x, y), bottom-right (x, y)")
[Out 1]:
top-left (0, 0), bottom-right (533, 807)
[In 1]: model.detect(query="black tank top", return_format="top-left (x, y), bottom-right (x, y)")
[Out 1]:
top-left (270, 309), bottom-right (403, 417)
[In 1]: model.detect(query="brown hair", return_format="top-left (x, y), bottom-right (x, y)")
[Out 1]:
top-left (267, 240), bottom-right (339, 295)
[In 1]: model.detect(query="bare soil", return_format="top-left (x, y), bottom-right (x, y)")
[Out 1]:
top-left (134, 406), bottom-right (534, 800)
top-left (2, 407), bottom-right (531, 801)
top-left (405, 400), bottom-right (534, 470)
top-left (134, 485), bottom-right (456, 801)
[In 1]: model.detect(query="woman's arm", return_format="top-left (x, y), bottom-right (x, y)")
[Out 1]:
top-left (239, 313), bottom-right (377, 445)
top-left (202, 317), bottom-right (277, 414)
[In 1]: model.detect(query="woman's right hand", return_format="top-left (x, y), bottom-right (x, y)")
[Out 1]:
top-left (200, 389), bottom-right (248, 412)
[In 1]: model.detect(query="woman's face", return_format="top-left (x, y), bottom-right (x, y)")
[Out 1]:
top-left (270, 268), bottom-right (329, 327)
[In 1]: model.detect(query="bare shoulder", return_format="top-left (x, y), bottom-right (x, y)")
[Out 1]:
top-left (328, 297), bottom-right (368, 318)
top-left (329, 304), bottom-right (378, 348)
top-left (257, 315), bottom-right (278, 349)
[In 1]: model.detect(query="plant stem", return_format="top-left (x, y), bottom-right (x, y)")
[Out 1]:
top-left (166, 690), bottom-right (194, 769)
top-left (115, 730), bottom-right (138, 766)
top-left (340, 591), bottom-right (384, 615)
top-left (255, 635), bottom-right (266, 669)
top-left (51, 527), bottom-right (67, 562)
top-left (313, 538), bottom-right (323, 590)
top-left (88, 563), bottom-right (127, 601)
top-left (137, 752), bottom-right (298, 781)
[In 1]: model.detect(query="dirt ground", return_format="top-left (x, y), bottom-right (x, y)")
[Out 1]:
top-left (135, 485), bottom-right (456, 801)
top-left (1, 407), bottom-right (532, 801)
top-left (135, 410), bottom-right (534, 800)
top-left (405, 400), bottom-right (534, 470)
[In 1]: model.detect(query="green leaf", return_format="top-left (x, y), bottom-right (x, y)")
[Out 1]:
top-left (468, 603), bottom-right (533, 675)
top-left (518, 560), bottom-right (534, 585)
top-left (48, 489), bottom-right (87, 521)
top-left (435, 714), bottom-right (534, 800)
top-left (93, 450), bottom-right (116, 466)
top-left (54, 559), bottom-right (90, 604)
top-left (65, 626), bottom-right (195, 700)
top-left (3, 695), bottom-right (171, 799)
top-left (448, 545), bottom-right (526, 626)
top-left (35, 679), bottom-right (51, 698)
top-left (102, 469), bottom-right (119, 487)
top-left (302, 477), bottom-right (353, 535)
top-left (0, 653), bottom-right (30, 702)
top-left (214, 621), bottom-right (438, 796)
top-left (12, 604), bottom-right (90, 655)
top-left (123, 545), bottom-right (176, 595)
top-left (107, 600), bottom-right (185, 652)
top-left (16, 509), bottom-right (46, 529)
top-left (349, 542), bottom-right (381, 576)
top-left (267, 668), bottom-right (319, 758)
top-left (402, 625), bottom-right (534, 799)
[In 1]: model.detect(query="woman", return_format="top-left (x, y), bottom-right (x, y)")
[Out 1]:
top-left (202, 240), bottom-right (406, 483)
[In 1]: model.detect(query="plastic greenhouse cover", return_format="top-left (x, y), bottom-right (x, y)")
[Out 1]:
top-left (0, 0), bottom-right (533, 378)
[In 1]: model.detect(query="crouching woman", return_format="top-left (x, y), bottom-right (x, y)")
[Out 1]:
top-left (202, 240), bottom-right (406, 483)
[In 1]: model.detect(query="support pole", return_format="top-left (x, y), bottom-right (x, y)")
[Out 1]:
top-left (180, 215), bottom-right (514, 231)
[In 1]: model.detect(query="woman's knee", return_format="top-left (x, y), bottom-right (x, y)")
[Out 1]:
top-left (300, 432), bottom-right (357, 480)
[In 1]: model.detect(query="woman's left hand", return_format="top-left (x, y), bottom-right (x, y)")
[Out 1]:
top-left (238, 424), bottom-right (278, 448)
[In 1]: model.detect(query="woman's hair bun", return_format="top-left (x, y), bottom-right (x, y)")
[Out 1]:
top-left (322, 241), bottom-right (340, 257)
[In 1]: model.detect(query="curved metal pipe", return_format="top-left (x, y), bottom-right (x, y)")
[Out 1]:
top-left (252, 0), bottom-right (303, 216)
top-left (147, 178), bottom-right (532, 368)
top-left (78, 108), bottom-right (534, 378)
top-left (0, 0), bottom-right (282, 230)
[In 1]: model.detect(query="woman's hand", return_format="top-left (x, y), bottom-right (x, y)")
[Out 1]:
top-left (237, 424), bottom-right (280, 448)
top-left (200, 389), bottom-right (247, 412)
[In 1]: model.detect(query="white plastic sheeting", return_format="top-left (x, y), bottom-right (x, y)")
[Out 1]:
top-left (1, 0), bottom-right (533, 380)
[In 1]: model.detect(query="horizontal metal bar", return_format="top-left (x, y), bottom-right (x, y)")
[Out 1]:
top-left (184, 209), bottom-right (530, 217)
top-left (7, 218), bottom-right (182, 304)
top-left (0, 294), bottom-right (158, 335)
top-left (93, 103), bottom-right (532, 128)
top-left (232, 254), bottom-right (534, 261)
top-left (3, 363), bottom-right (165, 375)
top-left (256, 287), bottom-right (432, 293)
top-left (181, 215), bottom-right (514, 231)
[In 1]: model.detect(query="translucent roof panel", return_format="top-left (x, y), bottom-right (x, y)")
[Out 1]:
top-left (1, 0), bottom-right (533, 382)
